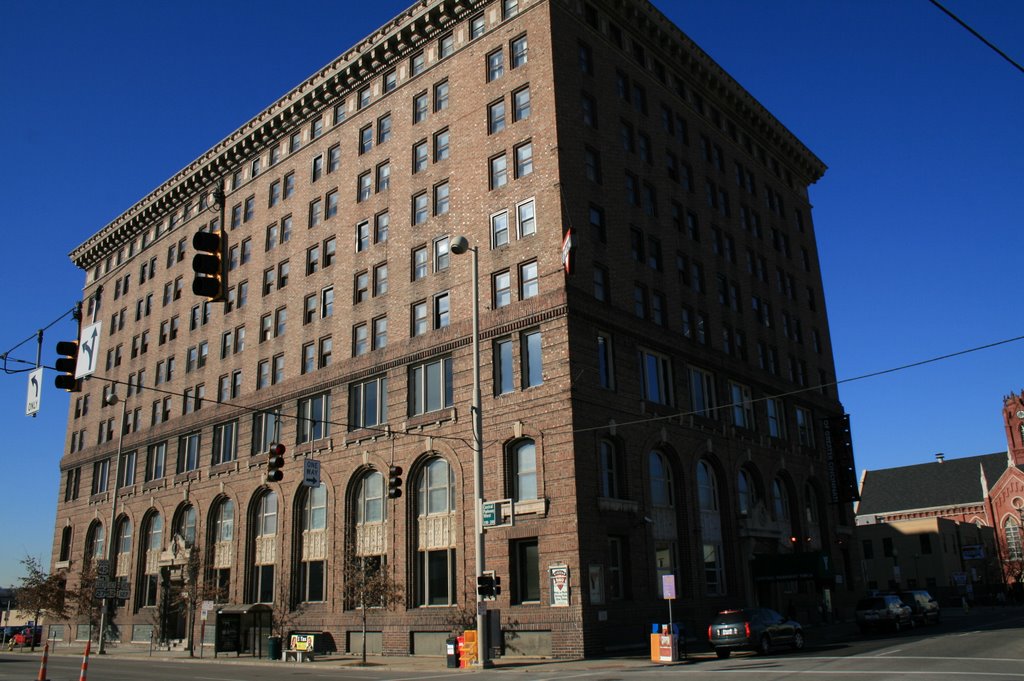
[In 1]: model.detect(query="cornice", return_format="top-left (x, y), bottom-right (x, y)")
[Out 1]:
top-left (69, 0), bottom-right (484, 270)
top-left (600, 0), bottom-right (827, 184)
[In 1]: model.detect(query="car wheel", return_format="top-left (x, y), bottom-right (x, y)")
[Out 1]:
top-left (792, 630), bottom-right (805, 651)
top-left (715, 649), bottom-right (731, 659)
top-left (758, 635), bottom-right (771, 655)
top-left (893, 619), bottom-right (901, 633)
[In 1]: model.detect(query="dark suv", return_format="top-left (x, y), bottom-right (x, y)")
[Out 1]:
top-left (855, 595), bottom-right (913, 633)
top-left (708, 607), bottom-right (804, 658)
top-left (894, 590), bottom-right (940, 626)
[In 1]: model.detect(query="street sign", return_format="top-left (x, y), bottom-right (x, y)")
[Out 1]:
top-left (482, 502), bottom-right (497, 527)
top-left (201, 600), bottom-right (214, 621)
top-left (25, 367), bottom-right (43, 416)
top-left (95, 559), bottom-right (110, 578)
top-left (75, 321), bottom-right (102, 379)
top-left (303, 459), bottom-right (321, 487)
top-left (116, 584), bottom-right (130, 600)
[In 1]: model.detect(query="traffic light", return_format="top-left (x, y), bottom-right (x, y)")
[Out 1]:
top-left (191, 230), bottom-right (226, 300)
top-left (266, 443), bottom-right (285, 483)
top-left (477, 572), bottom-right (501, 599)
top-left (388, 465), bottom-right (403, 499)
top-left (54, 340), bottom-right (81, 392)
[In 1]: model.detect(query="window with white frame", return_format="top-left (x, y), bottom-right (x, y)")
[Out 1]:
top-left (729, 381), bottom-right (754, 429)
top-left (409, 357), bottom-right (453, 416)
top-left (297, 393), bottom-right (331, 443)
top-left (689, 366), bottom-right (715, 417)
top-left (511, 439), bottom-right (537, 502)
top-left (349, 376), bottom-right (388, 430)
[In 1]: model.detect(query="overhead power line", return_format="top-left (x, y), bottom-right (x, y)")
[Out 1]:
top-left (928, 0), bottom-right (1024, 75)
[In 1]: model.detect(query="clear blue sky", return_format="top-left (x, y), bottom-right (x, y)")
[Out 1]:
top-left (1, 0), bottom-right (1021, 586)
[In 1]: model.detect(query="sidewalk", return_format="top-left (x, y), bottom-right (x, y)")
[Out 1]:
top-left (5, 605), bottom-right (1014, 675)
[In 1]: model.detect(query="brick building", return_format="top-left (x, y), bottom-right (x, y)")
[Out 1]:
top-left (856, 393), bottom-right (1024, 601)
top-left (51, 0), bottom-right (854, 658)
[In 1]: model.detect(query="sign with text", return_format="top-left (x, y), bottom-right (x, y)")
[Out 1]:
top-left (25, 367), bottom-right (42, 416)
top-left (549, 564), bottom-right (570, 607)
top-left (662, 574), bottom-right (676, 600)
top-left (302, 459), bottom-right (321, 487)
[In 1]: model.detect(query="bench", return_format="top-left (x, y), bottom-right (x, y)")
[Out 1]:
top-left (283, 649), bottom-right (315, 662)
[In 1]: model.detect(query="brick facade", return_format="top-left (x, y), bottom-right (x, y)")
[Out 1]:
top-left (51, 0), bottom-right (851, 657)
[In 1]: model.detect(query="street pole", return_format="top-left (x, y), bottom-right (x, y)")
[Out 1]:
top-left (97, 393), bottom-right (127, 654)
top-left (451, 236), bottom-right (489, 667)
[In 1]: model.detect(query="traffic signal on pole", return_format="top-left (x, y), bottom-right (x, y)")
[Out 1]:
top-left (477, 572), bottom-right (500, 599)
top-left (388, 465), bottom-right (403, 499)
top-left (266, 443), bottom-right (285, 483)
top-left (54, 340), bottom-right (81, 392)
top-left (191, 230), bottom-right (226, 301)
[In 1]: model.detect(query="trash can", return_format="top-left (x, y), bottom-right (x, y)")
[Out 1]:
top-left (445, 636), bottom-right (460, 668)
top-left (266, 635), bottom-right (282, 660)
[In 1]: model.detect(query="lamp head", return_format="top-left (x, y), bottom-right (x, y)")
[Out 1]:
top-left (450, 235), bottom-right (470, 255)
top-left (104, 393), bottom-right (120, 407)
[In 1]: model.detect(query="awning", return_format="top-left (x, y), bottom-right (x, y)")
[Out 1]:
top-left (751, 551), bottom-right (833, 582)
top-left (216, 603), bottom-right (272, 615)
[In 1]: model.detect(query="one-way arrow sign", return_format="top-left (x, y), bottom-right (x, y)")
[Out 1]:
top-left (25, 367), bottom-right (42, 416)
top-left (75, 321), bottom-right (102, 379)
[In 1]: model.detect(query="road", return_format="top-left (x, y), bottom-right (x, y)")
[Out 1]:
top-left (2, 609), bottom-right (1022, 680)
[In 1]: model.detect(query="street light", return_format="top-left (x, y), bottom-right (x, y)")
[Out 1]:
top-left (450, 235), bottom-right (490, 667)
top-left (97, 391), bottom-right (128, 655)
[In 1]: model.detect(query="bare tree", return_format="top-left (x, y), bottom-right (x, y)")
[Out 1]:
top-left (71, 560), bottom-right (102, 642)
top-left (269, 575), bottom-right (307, 642)
top-left (15, 556), bottom-right (71, 652)
top-left (340, 554), bottom-right (403, 665)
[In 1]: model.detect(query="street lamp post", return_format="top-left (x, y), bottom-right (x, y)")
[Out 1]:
top-left (450, 236), bottom-right (490, 667)
top-left (97, 392), bottom-right (128, 654)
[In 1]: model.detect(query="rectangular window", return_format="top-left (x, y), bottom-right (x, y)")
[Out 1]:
top-left (433, 292), bottom-right (450, 329)
top-left (522, 330), bottom-right (542, 388)
top-left (412, 301), bottom-right (428, 336)
top-left (513, 86), bottom-right (531, 121)
top-left (434, 129), bottom-right (450, 162)
top-left (795, 406), bottom-right (815, 446)
top-left (377, 113), bottom-right (392, 144)
top-left (413, 192), bottom-right (428, 225)
top-left (409, 357), bottom-right (453, 416)
top-left (412, 246), bottom-right (428, 281)
top-left (488, 100), bottom-right (506, 134)
top-left (493, 270), bottom-right (511, 308)
top-left (766, 398), bottom-right (785, 438)
top-left (510, 35), bottom-right (528, 68)
top-left (487, 151), bottom-right (503, 188)
top-left (514, 142), bottom-right (533, 177)
top-left (519, 260), bottom-right (538, 299)
top-left (434, 80), bottom-right (449, 111)
top-left (412, 140), bottom-right (428, 173)
top-left (494, 338), bottom-right (514, 395)
top-left (297, 393), bottom-right (331, 443)
top-left (640, 350), bottom-right (672, 405)
top-left (252, 408), bottom-right (283, 453)
top-left (145, 443), bottom-right (166, 482)
top-left (212, 421), bottom-right (237, 465)
top-left (413, 92), bottom-right (428, 123)
top-left (512, 538), bottom-right (540, 604)
top-left (597, 331), bottom-right (614, 389)
top-left (689, 366), bottom-right (715, 417)
top-left (177, 432), bottom-right (200, 473)
top-left (349, 376), bottom-right (388, 429)
top-left (487, 49), bottom-right (504, 81)
top-left (376, 161), bottom-right (391, 192)
top-left (434, 236), bottom-right (450, 271)
top-left (729, 382), bottom-right (754, 429)
top-left (434, 181), bottom-right (450, 215)
top-left (491, 211), bottom-right (509, 248)
top-left (359, 125), bottom-right (373, 154)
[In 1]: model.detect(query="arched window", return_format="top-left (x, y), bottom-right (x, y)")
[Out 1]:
top-left (697, 460), bottom-right (724, 595)
top-left (356, 470), bottom-right (384, 525)
top-left (649, 450), bottom-right (673, 507)
top-left (298, 485), bottom-right (327, 602)
top-left (415, 458), bottom-right (456, 606)
top-left (86, 521), bottom-right (105, 562)
top-left (115, 517), bottom-right (132, 596)
top-left (599, 439), bottom-right (622, 498)
top-left (141, 512), bottom-right (162, 607)
top-left (176, 505), bottom-right (197, 548)
top-left (737, 469), bottom-right (753, 517)
top-left (251, 491), bottom-right (278, 603)
top-left (771, 479), bottom-right (788, 522)
top-left (1006, 517), bottom-right (1022, 561)
top-left (210, 498), bottom-right (234, 601)
top-left (697, 461), bottom-right (718, 511)
top-left (59, 526), bottom-right (72, 563)
top-left (511, 439), bottom-right (537, 502)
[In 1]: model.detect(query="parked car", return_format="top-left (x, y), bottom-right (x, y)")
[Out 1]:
top-left (855, 595), bottom-right (913, 633)
top-left (708, 607), bottom-right (805, 658)
top-left (13, 626), bottom-right (42, 646)
top-left (0, 626), bottom-right (18, 642)
top-left (893, 590), bottom-right (941, 626)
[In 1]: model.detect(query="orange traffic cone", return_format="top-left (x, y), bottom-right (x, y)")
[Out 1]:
top-left (36, 641), bottom-right (49, 681)
top-left (79, 640), bottom-right (91, 681)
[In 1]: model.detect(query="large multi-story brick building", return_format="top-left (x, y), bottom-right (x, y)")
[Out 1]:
top-left (51, 0), bottom-right (855, 658)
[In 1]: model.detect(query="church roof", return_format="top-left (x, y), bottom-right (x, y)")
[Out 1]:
top-left (856, 452), bottom-right (1011, 518)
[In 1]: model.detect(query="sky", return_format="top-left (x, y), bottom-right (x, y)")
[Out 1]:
top-left (0, 0), bottom-right (1021, 587)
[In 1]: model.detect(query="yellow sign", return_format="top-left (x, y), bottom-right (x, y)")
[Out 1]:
top-left (290, 633), bottom-right (315, 651)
